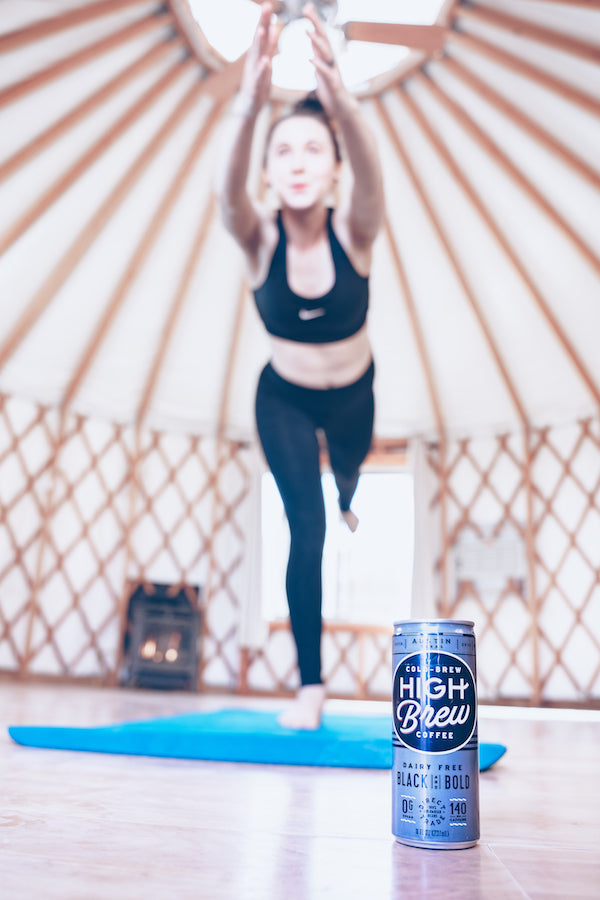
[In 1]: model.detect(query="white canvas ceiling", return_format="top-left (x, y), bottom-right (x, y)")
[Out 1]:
top-left (0, 0), bottom-right (599, 443)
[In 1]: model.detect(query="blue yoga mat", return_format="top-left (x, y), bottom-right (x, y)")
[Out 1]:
top-left (8, 709), bottom-right (506, 770)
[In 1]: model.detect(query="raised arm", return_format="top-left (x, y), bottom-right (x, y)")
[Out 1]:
top-left (217, 3), bottom-right (277, 256)
top-left (304, 3), bottom-right (384, 248)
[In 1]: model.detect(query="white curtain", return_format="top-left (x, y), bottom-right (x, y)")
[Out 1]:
top-left (238, 444), bottom-right (269, 648)
top-left (409, 437), bottom-right (438, 619)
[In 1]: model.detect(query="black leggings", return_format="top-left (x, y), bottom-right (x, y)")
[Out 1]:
top-left (255, 361), bottom-right (375, 686)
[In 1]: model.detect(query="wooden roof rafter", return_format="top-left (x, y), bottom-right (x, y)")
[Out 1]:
top-left (522, 1), bottom-right (600, 6)
top-left (0, 0), bottom-right (163, 54)
top-left (0, 52), bottom-right (192, 257)
top-left (417, 72), bottom-right (600, 277)
top-left (438, 54), bottom-right (600, 192)
top-left (0, 37), bottom-right (182, 185)
top-left (166, 0), bottom-right (229, 71)
top-left (456, 2), bottom-right (600, 66)
top-left (375, 94), bottom-right (530, 430)
top-left (199, 53), bottom-right (246, 102)
top-left (395, 82), bottom-right (600, 414)
top-left (58, 91), bottom-right (238, 413)
top-left (446, 29), bottom-right (600, 118)
top-left (0, 13), bottom-right (172, 110)
top-left (381, 214), bottom-right (447, 443)
top-left (0, 50), bottom-right (245, 380)
top-left (0, 73), bottom-right (201, 376)
top-left (214, 282), bottom-right (253, 445)
top-left (134, 186), bottom-right (220, 430)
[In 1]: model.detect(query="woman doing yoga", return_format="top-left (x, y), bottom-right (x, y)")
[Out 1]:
top-left (219, 2), bottom-right (384, 729)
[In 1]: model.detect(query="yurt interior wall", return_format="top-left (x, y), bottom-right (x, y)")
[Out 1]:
top-left (1, 0), bottom-right (599, 708)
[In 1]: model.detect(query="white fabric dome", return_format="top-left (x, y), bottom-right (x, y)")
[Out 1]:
top-left (1, 0), bottom-right (598, 443)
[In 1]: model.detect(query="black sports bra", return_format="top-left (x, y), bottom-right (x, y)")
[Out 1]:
top-left (253, 209), bottom-right (369, 344)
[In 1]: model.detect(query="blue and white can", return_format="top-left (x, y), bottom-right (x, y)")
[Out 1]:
top-left (392, 620), bottom-right (479, 849)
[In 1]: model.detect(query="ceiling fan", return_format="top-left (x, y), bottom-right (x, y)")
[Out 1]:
top-left (247, 0), bottom-right (447, 55)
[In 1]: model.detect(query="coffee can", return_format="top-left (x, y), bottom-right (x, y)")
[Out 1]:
top-left (392, 619), bottom-right (479, 849)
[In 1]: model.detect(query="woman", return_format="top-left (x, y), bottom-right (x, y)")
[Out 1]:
top-left (219, 2), bottom-right (384, 728)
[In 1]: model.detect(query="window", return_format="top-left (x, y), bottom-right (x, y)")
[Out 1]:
top-left (261, 468), bottom-right (414, 625)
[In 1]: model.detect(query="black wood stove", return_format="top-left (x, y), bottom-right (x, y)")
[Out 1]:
top-left (120, 582), bottom-right (202, 691)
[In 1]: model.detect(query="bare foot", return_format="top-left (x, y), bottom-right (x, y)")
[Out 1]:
top-left (277, 684), bottom-right (326, 730)
top-left (341, 509), bottom-right (359, 532)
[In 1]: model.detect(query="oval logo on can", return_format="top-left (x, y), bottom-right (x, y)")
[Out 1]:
top-left (392, 651), bottom-right (477, 753)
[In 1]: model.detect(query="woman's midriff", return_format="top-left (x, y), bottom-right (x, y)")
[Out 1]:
top-left (269, 324), bottom-right (372, 389)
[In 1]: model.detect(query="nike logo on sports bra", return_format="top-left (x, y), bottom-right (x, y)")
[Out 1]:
top-left (253, 209), bottom-right (369, 344)
top-left (298, 308), bottom-right (326, 320)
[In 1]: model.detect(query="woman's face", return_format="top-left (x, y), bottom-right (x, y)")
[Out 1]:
top-left (264, 115), bottom-right (340, 211)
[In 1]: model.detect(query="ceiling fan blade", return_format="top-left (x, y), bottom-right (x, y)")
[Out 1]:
top-left (343, 22), bottom-right (446, 54)
top-left (247, 0), bottom-right (285, 12)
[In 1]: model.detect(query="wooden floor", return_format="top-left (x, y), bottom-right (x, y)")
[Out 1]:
top-left (1, 681), bottom-right (599, 900)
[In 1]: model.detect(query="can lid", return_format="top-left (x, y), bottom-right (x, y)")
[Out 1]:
top-left (393, 618), bottom-right (475, 628)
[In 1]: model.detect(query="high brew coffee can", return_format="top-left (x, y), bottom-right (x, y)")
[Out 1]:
top-left (392, 620), bottom-right (480, 849)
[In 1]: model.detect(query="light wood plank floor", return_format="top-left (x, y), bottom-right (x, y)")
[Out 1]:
top-left (1, 681), bottom-right (598, 899)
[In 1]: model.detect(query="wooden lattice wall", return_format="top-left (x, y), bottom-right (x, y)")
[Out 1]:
top-left (0, 391), bottom-right (250, 689)
top-left (431, 419), bottom-right (600, 706)
top-left (1, 390), bottom-right (599, 706)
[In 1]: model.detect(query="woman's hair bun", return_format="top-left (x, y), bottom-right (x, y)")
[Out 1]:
top-left (292, 92), bottom-right (326, 116)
